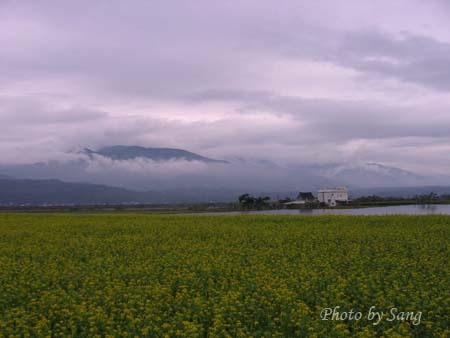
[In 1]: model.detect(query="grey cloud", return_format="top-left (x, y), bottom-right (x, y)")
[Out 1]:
top-left (186, 90), bottom-right (274, 103)
top-left (188, 89), bottom-right (450, 140)
top-left (334, 31), bottom-right (450, 90)
top-left (0, 96), bottom-right (108, 126)
top-left (0, 0), bottom-right (261, 99)
top-left (252, 26), bottom-right (450, 91)
top-left (2, 0), bottom-right (450, 100)
top-left (1, 0), bottom-right (450, 175)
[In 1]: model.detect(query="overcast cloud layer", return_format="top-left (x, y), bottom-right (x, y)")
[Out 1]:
top-left (1, 0), bottom-right (450, 174)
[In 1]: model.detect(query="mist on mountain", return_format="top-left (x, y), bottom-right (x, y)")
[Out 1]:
top-left (0, 146), bottom-right (448, 196)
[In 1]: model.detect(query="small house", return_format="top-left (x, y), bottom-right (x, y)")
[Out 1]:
top-left (317, 187), bottom-right (349, 207)
top-left (283, 192), bottom-right (316, 207)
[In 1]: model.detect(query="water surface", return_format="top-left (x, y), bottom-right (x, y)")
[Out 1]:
top-left (203, 204), bottom-right (450, 215)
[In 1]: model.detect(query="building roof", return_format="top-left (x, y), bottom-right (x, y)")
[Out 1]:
top-left (318, 187), bottom-right (348, 193)
top-left (284, 200), bottom-right (306, 205)
top-left (297, 192), bottom-right (315, 200)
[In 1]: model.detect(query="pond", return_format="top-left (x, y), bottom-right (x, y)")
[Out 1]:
top-left (203, 204), bottom-right (450, 215)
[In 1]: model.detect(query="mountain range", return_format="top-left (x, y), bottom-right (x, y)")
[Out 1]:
top-left (0, 178), bottom-right (243, 205)
top-left (80, 145), bottom-right (228, 163)
top-left (311, 162), bottom-right (430, 187)
top-left (1, 145), bottom-right (449, 204)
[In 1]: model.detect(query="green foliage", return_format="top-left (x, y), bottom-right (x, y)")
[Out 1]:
top-left (353, 192), bottom-right (450, 205)
top-left (238, 194), bottom-right (271, 209)
top-left (0, 214), bottom-right (448, 337)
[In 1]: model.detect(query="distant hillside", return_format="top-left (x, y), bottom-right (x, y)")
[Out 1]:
top-left (2, 177), bottom-right (450, 205)
top-left (1, 146), bottom-right (448, 194)
top-left (0, 179), bottom-right (241, 204)
top-left (316, 162), bottom-right (430, 187)
top-left (82, 145), bottom-right (228, 163)
top-left (0, 178), bottom-right (149, 204)
top-left (351, 186), bottom-right (450, 198)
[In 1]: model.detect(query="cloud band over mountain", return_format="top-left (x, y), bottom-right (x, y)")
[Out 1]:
top-left (1, 0), bottom-right (450, 176)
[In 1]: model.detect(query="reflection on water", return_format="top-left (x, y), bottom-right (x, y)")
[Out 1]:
top-left (204, 204), bottom-right (450, 216)
top-left (417, 204), bottom-right (438, 212)
top-left (298, 209), bottom-right (315, 215)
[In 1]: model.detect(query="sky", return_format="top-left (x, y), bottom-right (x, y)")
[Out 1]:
top-left (1, 0), bottom-right (450, 174)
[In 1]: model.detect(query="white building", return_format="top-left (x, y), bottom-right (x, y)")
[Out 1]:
top-left (317, 187), bottom-right (349, 207)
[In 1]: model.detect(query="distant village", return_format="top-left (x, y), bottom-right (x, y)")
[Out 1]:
top-left (285, 187), bottom-right (349, 207)
top-left (238, 187), bottom-right (349, 209)
top-left (237, 187), bottom-right (450, 211)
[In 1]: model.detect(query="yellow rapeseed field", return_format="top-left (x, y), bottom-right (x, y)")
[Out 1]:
top-left (0, 214), bottom-right (448, 337)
